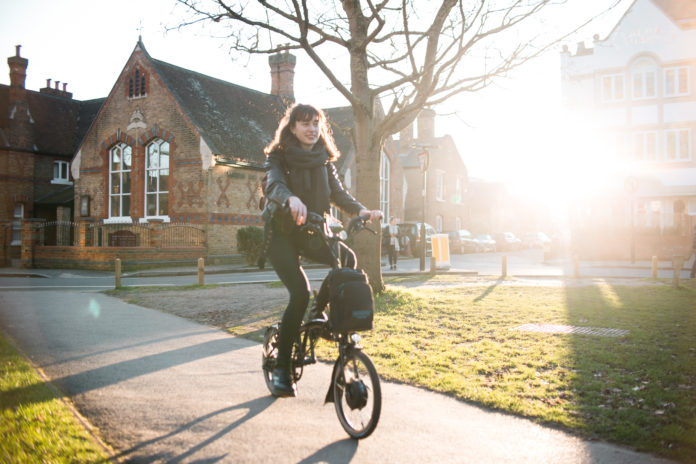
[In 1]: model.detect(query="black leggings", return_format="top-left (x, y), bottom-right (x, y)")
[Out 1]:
top-left (388, 244), bottom-right (398, 266)
top-left (268, 223), bottom-right (356, 369)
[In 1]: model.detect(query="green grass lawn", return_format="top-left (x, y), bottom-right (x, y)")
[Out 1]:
top-left (0, 334), bottom-right (111, 463)
top-left (353, 278), bottom-right (696, 463)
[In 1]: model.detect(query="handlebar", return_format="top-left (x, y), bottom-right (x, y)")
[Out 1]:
top-left (301, 211), bottom-right (376, 240)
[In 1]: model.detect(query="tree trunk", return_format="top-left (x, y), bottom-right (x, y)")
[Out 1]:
top-left (351, 110), bottom-right (385, 293)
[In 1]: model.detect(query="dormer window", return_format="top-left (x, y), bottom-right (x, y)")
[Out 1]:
top-left (128, 67), bottom-right (147, 98)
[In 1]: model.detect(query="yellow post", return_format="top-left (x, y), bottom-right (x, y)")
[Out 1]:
top-left (115, 258), bottom-right (121, 289)
top-left (672, 255), bottom-right (683, 289)
top-left (651, 256), bottom-right (658, 279)
top-left (501, 255), bottom-right (507, 277)
top-left (198, 257), bottom-right (205, 286)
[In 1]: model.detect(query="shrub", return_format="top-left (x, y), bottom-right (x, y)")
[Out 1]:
top-left (236, 226), bottom-right (264, 265)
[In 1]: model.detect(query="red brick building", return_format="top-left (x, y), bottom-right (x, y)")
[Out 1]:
top-left (1, 40), bottom-right (404, 267)
top-left (0, 45), bottom-right (104, 265)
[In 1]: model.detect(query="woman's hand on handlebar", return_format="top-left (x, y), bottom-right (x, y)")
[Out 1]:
top-left (358, 208), bottom-right (383, 222)
top-left (287, 196), bottom-right (307, 226)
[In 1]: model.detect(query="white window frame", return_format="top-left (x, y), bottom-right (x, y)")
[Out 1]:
top-left (632, 64), bottom-right (656, 100)
top-left (455, 177), bottom-right (463, 204)
top-left (665, 128), bottom-right (692, 162)
top-left (380, 151), bottom-right (390, 224)
top-left (144, 139), bottom-right (170, 220)
top-left (51, 160), bottom-right (72, 184)
top-left (11, 203), bottom-right (23, 246)
top-left (435, 215), bottom-right (443, 232)
top-left (109, 143), bottom-right (132, 220)
top-left (634, 131), bottom-right (658, 161)
top-left (455, 216), bottom-right (462, 232)
top-left (664, 66), bottom-right (690, 97)
top-left (601, 73), bottom-right (625, 102)
top-left (435, 170), bottom-right (445, 202)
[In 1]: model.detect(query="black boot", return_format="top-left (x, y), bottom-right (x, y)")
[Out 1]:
top-left (270, 367), bottom-right (296, 398)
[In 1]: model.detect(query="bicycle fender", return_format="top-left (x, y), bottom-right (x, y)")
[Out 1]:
top-left (324, 357), bottom-right (340, 404)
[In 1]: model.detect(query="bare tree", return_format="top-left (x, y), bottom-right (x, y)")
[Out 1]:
top-left (174, 0), bottom-right (620, 292)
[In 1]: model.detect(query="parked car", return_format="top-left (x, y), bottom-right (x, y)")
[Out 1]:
top-left (474, 234), bottom-right (497, 252)
top-left (447, 229), bottom-right (477, 254)
top-left (398, 222), bottom-right (435, 257)
top-left (491, 232), bottom-right (522, 251)
top-left (523, 231), bottom-right (552, 249)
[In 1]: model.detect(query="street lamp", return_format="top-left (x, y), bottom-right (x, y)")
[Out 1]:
top-left (417, 149), bottom-right (429, 271)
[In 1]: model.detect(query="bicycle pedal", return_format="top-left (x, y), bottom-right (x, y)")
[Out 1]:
top-left (303, 355), bottom-right (316, 365)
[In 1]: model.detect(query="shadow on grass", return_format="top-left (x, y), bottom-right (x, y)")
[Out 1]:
top-left (473, 278), bottom-right (505, 302)
top-left (563, 281), bottom-right (696, 462)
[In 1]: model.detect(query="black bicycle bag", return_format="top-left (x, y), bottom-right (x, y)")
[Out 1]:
top-left (328, 268), bottom-right (374, 332)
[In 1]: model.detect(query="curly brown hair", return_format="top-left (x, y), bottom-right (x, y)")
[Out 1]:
top-left (264, 103), bottom-right (340, 161)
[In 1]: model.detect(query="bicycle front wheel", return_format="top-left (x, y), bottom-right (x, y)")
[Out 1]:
top-left (261, 325), bottom-right (279, 394)
top-left (332, 349), bottom-right (381, 439)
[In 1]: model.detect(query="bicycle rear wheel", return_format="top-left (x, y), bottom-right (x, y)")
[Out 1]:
top-left (261, 325), bottom-right (279, 394)
top-left (332, 349), bottom-right (381, 439)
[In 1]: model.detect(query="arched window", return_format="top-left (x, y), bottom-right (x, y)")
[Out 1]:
top-left (632, 59), bottom-right (657, 100)
top-left (145, 139), bottom-right (170, 218)
top-left (109, 143), bottom-right (132, 218)
top-left (128, 67), bottom-right (147, 98)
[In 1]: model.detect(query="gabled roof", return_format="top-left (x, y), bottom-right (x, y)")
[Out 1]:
top-left (151, 53), bottom-right (361, 171)
top-left (0, 84), bottom-right (105, 155)
top-left (137, 42), bottom-right (286, 166)
top-left (652, 0), bottom-right (696, 29)
top-left (324, 106), bottom-right (356, 173)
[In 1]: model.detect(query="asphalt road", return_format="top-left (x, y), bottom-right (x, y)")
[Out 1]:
top-left (0, 280), bottom-right (678, 463)
top-left (0, 249), bottom-right (692, 291)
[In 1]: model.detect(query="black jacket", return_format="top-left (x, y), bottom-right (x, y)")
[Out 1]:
top-left (263, 150), bottom-right (364, 217)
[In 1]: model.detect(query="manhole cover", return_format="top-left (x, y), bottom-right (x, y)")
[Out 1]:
top-left (512, 323), bottom-right (629, 337)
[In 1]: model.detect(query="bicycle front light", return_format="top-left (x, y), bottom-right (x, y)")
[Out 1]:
top-left (351, 333), bottom-right (361, 344)
top-left (338, 230), bottom-right (348, 240)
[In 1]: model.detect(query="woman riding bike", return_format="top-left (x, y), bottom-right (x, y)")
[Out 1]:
top-left (261, 103), bottom-right (382, 398)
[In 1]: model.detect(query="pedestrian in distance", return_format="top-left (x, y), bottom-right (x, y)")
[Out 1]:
top-left (260, 103), bottom-right (382, 397)
top-left (387, 216), bottom-right (399, 270)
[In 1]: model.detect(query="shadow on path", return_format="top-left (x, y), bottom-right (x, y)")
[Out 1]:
top-left (298, 438), bottom-right (358, 464)
top-left (116, 396), bottom-right (275, 463)
top-left (4, 337), bottom-right (247, 407)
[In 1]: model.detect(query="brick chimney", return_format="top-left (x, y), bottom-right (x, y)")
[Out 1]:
top-left (269, 49), bottom-right (296, 101)
top-left (7, 45), bottom-right (28, 101)
top-left (7, 45), bottom-right (33, 150)
top-left (40, 78), bottom-right (73, 99)
top-left (417, 108), bottom-right (436, 139)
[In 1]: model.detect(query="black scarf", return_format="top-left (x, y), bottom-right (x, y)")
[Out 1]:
top-left (283, 144), bottom-right (331, 215)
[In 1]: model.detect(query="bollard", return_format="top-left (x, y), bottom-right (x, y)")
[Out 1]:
top-left (115, 258), bottom-right (121, 289)
top-left (651, 256), bottom-right (658, 279)
top-left (198, 257), bottom-right (205, 286)
top-left (501, 255), bottom-right (507, 277)
top-left (574, 255), bottom-right (579, 278)
top-left (672, 255), bottom-right (683, 288)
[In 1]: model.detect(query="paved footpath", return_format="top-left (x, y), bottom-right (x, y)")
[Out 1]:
top-left (0, 289), bottom-right (676, 464)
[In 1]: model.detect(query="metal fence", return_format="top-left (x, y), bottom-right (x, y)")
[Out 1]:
top-left (34, 221), bottom-right (79, 246)
top-left (161, 223), bottom-right (205, 248)
top-left (33, 221), bottom-right (205, 248)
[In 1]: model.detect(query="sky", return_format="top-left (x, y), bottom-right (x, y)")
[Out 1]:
top-left (0, 0), bottom-right (635, 210)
